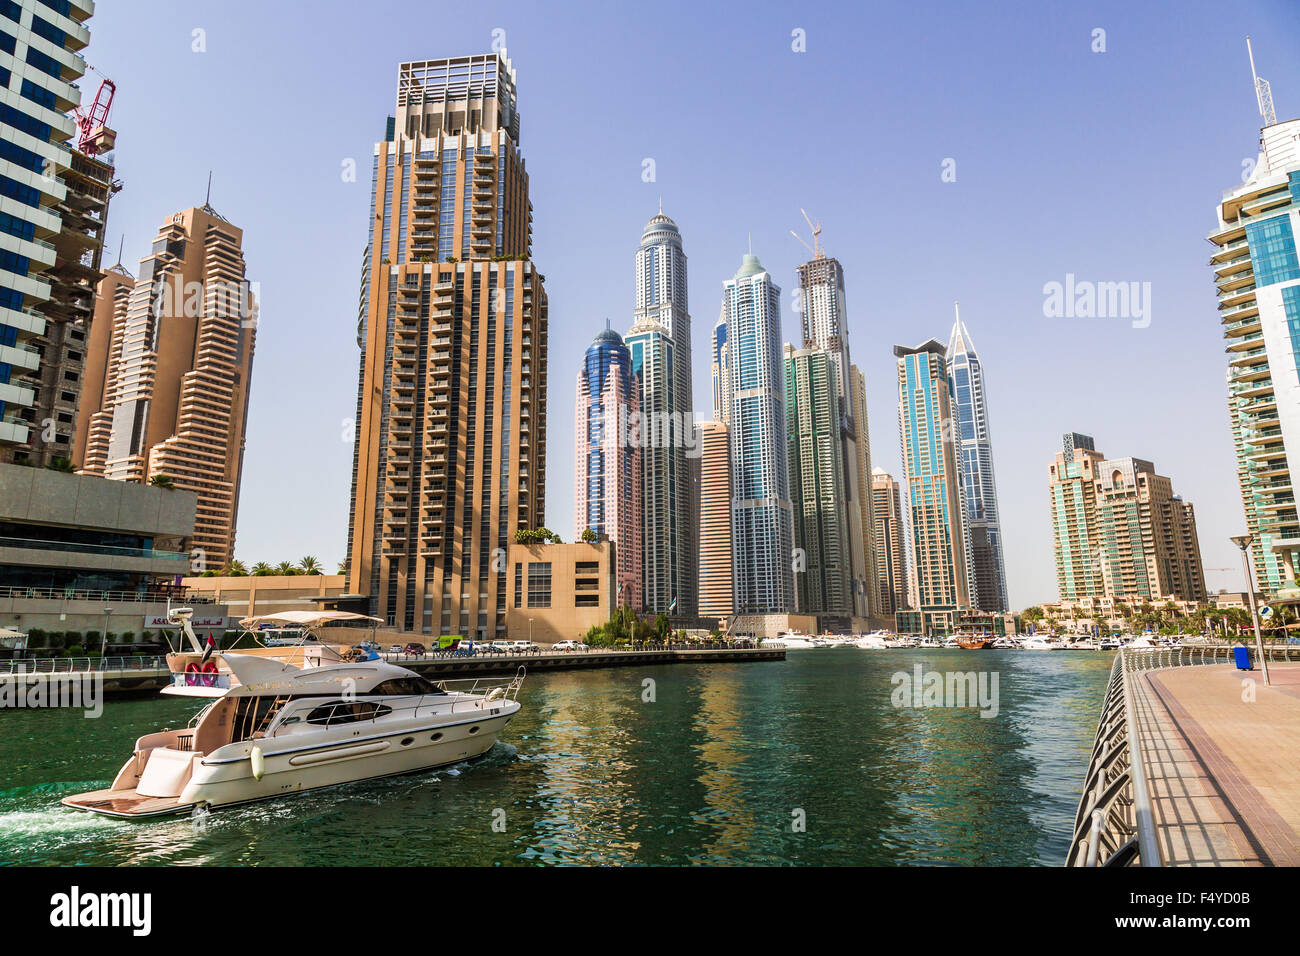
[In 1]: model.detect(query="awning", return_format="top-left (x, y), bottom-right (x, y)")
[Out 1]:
top-left (237, 610), bottom-right (382, 630)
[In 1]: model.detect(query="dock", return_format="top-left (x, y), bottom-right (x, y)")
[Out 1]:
top-left (1068, 645), bottom-right (1300, 866)
top-left (0, 644), bottom-right (785, 700)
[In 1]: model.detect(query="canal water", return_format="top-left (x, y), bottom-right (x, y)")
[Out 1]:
top-left (0, 649), bottom-right (1112, 866)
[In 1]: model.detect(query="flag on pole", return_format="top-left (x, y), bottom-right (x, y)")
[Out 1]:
top-left (668, 596), bottom-right (677, 614)
top-left (199, 632), bottom-right (216, 665)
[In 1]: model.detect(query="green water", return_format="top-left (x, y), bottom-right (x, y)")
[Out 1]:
top-left (0, 650), bottom-right (1112, 866)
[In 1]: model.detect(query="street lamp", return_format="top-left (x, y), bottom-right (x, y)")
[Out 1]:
top-left (529, 618), bottom-right (533, 644)
top-left (101, 607), bottom-right (112, 658)
top-left (1229, 535), bottom-right (1270, 686)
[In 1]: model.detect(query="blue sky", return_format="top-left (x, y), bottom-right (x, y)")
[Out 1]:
top-left (87, 0), bottom-right (1300, 606)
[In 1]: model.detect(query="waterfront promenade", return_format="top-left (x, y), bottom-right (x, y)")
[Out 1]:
top-left (1136, 661), bottom-right (1300, 865)
top-left (1070, 647), bottom-right (1300, 867)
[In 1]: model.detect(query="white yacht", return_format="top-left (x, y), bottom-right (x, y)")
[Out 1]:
top-left (853, 634), bottom-right (889, 649)
top-left (1020, 637), bottom-right (1055, 650)
top-left (62, 614), bottom-right (524, 819)
top-left (762, 630), bottom-right (820, 649)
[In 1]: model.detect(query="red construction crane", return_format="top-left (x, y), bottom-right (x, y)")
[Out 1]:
top-left (76, 74), bottom-right (116, 156)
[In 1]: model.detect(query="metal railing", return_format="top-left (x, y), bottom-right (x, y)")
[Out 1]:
top-left (1066, 643), bottom-right (1297, 866)
top-left (0, 584), bottom-right (214, 604)
top-left (1066, 652), bottom-right (1155, 867)
top-left (380, 641), bottom-right (759, 663)
top-left (1, 656), bottom-right (168, 675)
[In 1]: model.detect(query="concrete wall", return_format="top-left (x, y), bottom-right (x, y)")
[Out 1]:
top-left (0, 462), bottom-right (196, 537)
top-left (505, 541), bottom-right (614, 644)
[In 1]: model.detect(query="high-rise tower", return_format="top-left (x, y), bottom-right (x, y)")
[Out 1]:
top-left (626, 209), bottom-right (695, 618)
top-left (78, 205), bottom-right (257, 569)
top-left (697, 419), bottom-right (733, 620)
top-left (794, 239), bottom-right (876, 621)
top-left (945, 308), bottom-right (1008, 610)
top-left (872, 467), bottom-right (907, 615)
top-left (895, 340), bottom-right (970, 612)
top-left (785, 345), bottom-right (851, 617)
top-left (346, 52), bottom-right (547, 636)
top-left (1210, 40), bottom-right (1300, 598)
top-left (574, 324), bottom-right (641, 611)
top-left (725, 253), bottom-right (793, 614)
top-left (0, 0), bottom-right (104, 462)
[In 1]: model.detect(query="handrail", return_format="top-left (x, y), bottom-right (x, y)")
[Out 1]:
top-left (0, 584), bottom-right (214, 604)
top-left (1066, 642), bottom-right (1297, 866)
top-left (2, 655), bottom-right (168, 675)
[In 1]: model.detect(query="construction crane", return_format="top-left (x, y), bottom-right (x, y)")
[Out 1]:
top-left (789, 208), bottom-right (824, 259)
top-left (75, 66), bottom-right (116, 157)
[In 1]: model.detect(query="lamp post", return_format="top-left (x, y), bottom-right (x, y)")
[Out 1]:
top-left (101, 607), bottom-right (112, 658)
top-left (1230, 535), bottom-right (1270, 686)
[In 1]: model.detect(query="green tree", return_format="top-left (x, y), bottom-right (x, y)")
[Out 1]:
top-left (251, 561), bottom-right (275, 576)
top-left (298, 555), bottom-right (323, 574)
top-left (274, 561), bottom-right (299, 576)
top-left (46, 456), bottom-right (75, 473)
top-left (149, 474), bottom-right (176, 489)
top-left (580, 528), bottom-right (597, 544)
top-left (223, 559), bottom-right (249, 576)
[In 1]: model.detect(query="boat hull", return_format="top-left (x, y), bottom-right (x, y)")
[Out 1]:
top-left (63, 706), bottom-right (516, 819)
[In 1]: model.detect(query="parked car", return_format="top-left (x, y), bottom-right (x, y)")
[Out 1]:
top-left (388, 645), bottom-right (403, 654)
top-left (402, 642), bottom-right (427, 656)
top-left (551, 641), bottom-right (590, 652)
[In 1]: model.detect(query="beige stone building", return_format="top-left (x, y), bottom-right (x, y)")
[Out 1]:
top-left (182, 574), bottom-right (349, 620)
top-left (504, 541), bottom-right (613, 644)
top-left (347, 54), bottom-right (547, 638)
top-left (77, 205), bottom-right (257, 570)
top-left (872, 467), bottom-right (907, 615)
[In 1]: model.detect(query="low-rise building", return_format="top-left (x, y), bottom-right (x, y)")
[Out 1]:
top-left (505, 541), bottom-right (615, 644)
top-left (182, 574), bottom-right (349, 620)
top-left (0, 462), bottom-right (227, 636)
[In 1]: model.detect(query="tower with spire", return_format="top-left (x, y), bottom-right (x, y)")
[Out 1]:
top-left (1208, 37), bottom-right (1300, 597)
top-left (945, 304), bottom-right (1008, 611)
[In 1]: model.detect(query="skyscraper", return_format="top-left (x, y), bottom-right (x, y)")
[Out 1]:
top-left (1062, 432), bottom-right (1095, 460)
top-left (872, 467), bottom-right (907, 615)
top-left (1048, 441), bottom-right (1206, 603)
top-left (697, 419), bottom-right (733, 620)
top-left (78, 205), bottom-right (256, 569)
top-left (945, 309), bottom-right (1008, 611)
top-left (0, 0), bottom-right (103, 461)
top-left (725, 253), bottom-right (793, 614)
top-left (626, 209), bottom-right (696, 618)
top-left (346, 53), bottom-right (547, 636)
top-left (574, 324), bottom-right (641, 611)
top-left (1048, 442), bottom-right (1107, 601)
top-left (795, 244), bottom-right (876, 620)
top-left (1210, 47), bottom-right (1300, 598)
top-left (895, 340), bottom-right (970, 612)
top-left (710, 308), bottom-right (730, 424)
top-left (785, 345), bottom-right (851, 616)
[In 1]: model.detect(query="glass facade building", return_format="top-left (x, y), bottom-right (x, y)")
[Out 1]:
top-left (574, 325), bottom-right (641, 610)
top-left (945, 314), bottom-right (1008, 611)
top-left (725, 254), bottom-right (793, 614)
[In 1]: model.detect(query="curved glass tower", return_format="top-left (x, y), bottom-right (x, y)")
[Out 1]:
top-left (575, 324), bottom-right (642, 610)
top-left (626, 210), bottom-right (696, 618)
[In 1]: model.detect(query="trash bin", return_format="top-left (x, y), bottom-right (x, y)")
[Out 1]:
top-left (1233, 645), bottom-right (1253, 671)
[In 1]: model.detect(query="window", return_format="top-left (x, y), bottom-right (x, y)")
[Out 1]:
top-left (513, 562), bottom-right (522, 608)
top-left (527, 562), bottom-right (551, 608)
top-left (575, 561), bottom-right (599, 574)
top-left (371, 677), bottom-right (443, 696)
top-left (306, 700), bottom-right (393, 726)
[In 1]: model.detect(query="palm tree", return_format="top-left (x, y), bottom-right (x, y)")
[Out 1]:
top-left (223, 559), bottom-right (249, 577)
top-left (251, 561), bottom-right (275, 576)
top-left (298, 555), bottom-right (323, 575)
top-left (46, 457), bottom-right (75, 473)
top-left (149, 474), bottom-right (176, 489)
top-left (274, 561), bottom-right (299, 576)
top-left (337, 559), bottom-right (349, 575)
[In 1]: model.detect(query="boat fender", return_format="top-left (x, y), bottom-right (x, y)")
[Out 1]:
top-left (250, 745), bottom-right (265, 781)
top-left (486, 687), bottom-right (505, 701)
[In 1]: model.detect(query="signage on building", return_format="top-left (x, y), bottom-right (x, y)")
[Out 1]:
top-left (146, 616), bottom-right (228, 629)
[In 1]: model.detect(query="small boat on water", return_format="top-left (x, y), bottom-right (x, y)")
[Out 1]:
top-left (1020, 637), bottom-right (1055, 650)
top-left (955, 638), bottom-right (993, 650)
top-left (62, 609), bottom-right (524, 819)
top-left (761, 630), bottom-right (820, 649)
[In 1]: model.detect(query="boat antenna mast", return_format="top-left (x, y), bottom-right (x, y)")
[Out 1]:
top-left (1247, 36), bottom-right (1277, 127)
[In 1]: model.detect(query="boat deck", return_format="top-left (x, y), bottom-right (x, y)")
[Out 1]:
top-left (61, 788), bottom-right (190, 818)
top-left (1130, 662), bottom-right (1300, 865)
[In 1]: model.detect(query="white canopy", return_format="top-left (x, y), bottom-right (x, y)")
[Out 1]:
top-left (0, 626), bottom-right (27, 639)
top-left (238, 610), bottom-right (382, 631)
